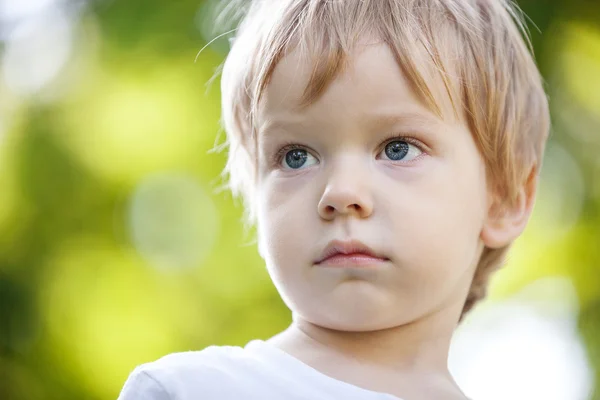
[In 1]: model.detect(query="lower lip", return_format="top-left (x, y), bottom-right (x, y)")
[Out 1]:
top-left (316, 253), bottom-right (389, 267)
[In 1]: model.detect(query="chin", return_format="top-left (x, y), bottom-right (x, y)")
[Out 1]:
top-left (314, 317), bottom-right (404, 332)
top-left (301, 305), bottom-right (410, 332)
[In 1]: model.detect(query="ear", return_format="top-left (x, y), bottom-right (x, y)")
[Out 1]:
top-left (481, 166), bottom-right (539, 249)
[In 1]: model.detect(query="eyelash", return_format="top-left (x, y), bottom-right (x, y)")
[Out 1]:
top-left (272, 134), bottom-right (427, 167)
top-left (379, 134), bottom-right (426, 158)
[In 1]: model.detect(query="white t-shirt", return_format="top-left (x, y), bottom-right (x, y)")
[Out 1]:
top-left (117, 339), bottom-right (403, 400)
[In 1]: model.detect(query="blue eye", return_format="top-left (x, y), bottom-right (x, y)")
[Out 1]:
top-left (380, 140), bottom-right (422, 162)
top-left (282, 148), bottom-right (318, 169)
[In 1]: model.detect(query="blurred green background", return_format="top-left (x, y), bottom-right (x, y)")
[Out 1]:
top-left (0, 0), bottom-right (598, 399)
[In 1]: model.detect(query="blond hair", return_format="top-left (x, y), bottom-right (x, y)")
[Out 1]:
top-left (218, 0), bottom-right (550, 320)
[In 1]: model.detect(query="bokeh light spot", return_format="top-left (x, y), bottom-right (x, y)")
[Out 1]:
top-left (40, 236), bottom-right (211, 399)
top-left (2, 8), bottom-right (73, 96)
top-left (57, 62), bottom-right (221, 185)
top-left (0, 0), bottom-right (58, 22)
top-left (450, 277), bottom-right (593, 400)
top-left (531, 142), bottom-right (585, 242)
top-left (128, 173), bottom-right (219, 271)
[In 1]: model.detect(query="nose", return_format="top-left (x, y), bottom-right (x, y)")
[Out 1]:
top-left (317, 167), bottom-right (374, 220)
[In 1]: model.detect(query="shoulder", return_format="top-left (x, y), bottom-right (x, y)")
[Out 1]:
top-left (139, 344), bottom-right (248, 380)
top-left (117, 345), bottom-right (250, 400)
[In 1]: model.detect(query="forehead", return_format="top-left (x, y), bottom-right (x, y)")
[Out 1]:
top-left (257, 41), bottom-right (461, 131)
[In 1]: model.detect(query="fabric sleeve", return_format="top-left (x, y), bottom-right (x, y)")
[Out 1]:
top-left (117, 367), bottom-right (171, 400)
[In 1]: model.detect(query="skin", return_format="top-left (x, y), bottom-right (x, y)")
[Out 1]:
top-left (253, 41), bottom-right (537, 400)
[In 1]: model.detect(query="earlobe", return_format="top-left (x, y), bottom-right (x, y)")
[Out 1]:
top-left (481, 167), bottom-right (539, 249)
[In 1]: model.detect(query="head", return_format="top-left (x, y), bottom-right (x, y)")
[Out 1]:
top-left (219, 0), bottom-right (550, 330)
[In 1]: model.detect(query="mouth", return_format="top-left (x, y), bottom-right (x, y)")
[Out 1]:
top-left (314, 239), bottom-right (389, 267)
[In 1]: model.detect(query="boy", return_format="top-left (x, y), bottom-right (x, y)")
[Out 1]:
top-left (118, 0), bottom-right (550, 399)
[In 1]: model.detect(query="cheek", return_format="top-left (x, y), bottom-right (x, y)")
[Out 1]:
top-left (421, 150), bottom-right (487, 231)
top-left (257, 177), bottom-right (317, 264)
top-left (385, 161), bottom-right (486, 279)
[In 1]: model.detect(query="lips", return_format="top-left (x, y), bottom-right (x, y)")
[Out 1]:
top-left (314, 239), bottom-right (389, 265)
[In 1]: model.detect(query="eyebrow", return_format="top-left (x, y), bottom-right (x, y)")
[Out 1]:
top-left (259, 117), bottom-right (309, 137)
top-left (359, 110), bottom-right (444, 131)
top-left (259, 110), bottom-right (444, 140)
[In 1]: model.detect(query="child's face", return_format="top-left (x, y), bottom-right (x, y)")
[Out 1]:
top-left (255, 42), bottom-right (489, 330)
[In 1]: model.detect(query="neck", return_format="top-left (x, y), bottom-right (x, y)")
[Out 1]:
top-left (268, 299), bottom-right (464, 376)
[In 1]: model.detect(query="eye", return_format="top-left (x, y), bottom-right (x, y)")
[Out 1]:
top-left (281, 147), bottom-right (318, 170)
top-left (378, 139), bottom-right (423, 162)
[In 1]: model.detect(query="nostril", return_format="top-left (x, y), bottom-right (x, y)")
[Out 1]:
top-left (347, 204), bottom-right (361, 212)
top-left (325, 205), bottom-right (335, 213)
